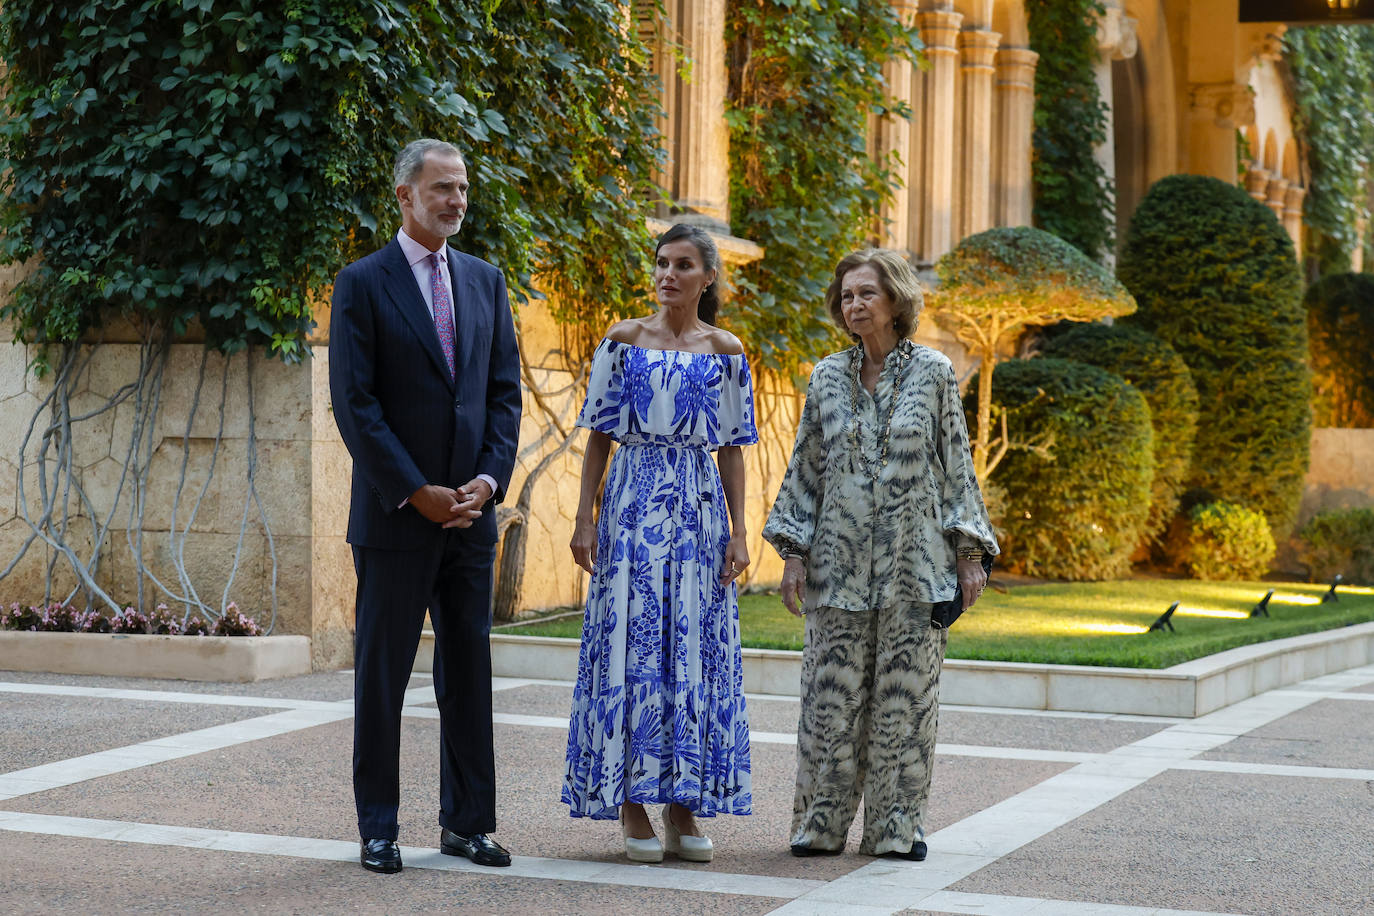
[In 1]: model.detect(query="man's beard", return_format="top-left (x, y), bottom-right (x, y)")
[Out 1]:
top-left (415, 199), bottom-right (463, 239)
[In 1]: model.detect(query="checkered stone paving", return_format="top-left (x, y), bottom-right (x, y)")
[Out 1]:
top-left (2, 663), bottom-right (1371, 914)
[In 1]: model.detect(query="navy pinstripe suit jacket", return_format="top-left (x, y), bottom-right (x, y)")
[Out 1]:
top-left (328, 237), bottom-right (521, 550)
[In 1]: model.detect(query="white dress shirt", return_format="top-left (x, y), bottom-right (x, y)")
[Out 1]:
top-left (396, 227), bottom-right (456, 327)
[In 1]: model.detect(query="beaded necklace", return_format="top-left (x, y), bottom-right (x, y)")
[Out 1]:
top-left (847, 339), bottom-right (911, 482)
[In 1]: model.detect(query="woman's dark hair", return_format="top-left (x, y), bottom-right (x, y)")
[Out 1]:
top-left (655, 223), bottom-right (723, 325)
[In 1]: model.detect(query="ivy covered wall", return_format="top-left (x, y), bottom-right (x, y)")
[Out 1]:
top-left (1025, 0), bottom-right (1113, 261)
top-left (724, 0), bottom-right (922, 381)
top-left (1284, 24), bottom-right (1374, 278)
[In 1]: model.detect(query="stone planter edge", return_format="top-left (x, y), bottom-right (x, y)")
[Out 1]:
top-left (0, 631), bottom-right (312, 682)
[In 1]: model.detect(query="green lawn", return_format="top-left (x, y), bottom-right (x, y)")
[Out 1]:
top-left (494, 579), bottom-right (1374, 669)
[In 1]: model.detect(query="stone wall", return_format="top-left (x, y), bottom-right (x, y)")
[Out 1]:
top-left (0, 338), bottom-right (355, 670)
top-left (1298, 428), bottom-right (1374, 525)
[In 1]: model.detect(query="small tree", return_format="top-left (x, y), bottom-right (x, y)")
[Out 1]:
top-left (928, 226), bottom-right (1136, 482)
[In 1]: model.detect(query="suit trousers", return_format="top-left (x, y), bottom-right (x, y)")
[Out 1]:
top-left (352, 533), bottom-right (497, 841)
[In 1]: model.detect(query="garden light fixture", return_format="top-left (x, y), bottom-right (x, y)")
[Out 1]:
top-left (1322, 574), bottom-right (1342, 604)
top-left (1147, 602), bottom-right (1179, 634)
top-left (1250, 590), bottom-right (1273, 618)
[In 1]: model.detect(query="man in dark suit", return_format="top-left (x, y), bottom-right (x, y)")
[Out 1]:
top-left (329, 139), bottom-right (522, 874)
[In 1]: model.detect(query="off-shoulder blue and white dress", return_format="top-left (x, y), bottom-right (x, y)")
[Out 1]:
top-left (562, 339), bottom-right (758, 820)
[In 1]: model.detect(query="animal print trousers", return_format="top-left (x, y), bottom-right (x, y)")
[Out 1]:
top-left (791, 602), bottom-right (946, 856)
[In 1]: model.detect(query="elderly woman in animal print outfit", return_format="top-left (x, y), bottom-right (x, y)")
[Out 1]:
top-left (763, 248), bottom-right (999, 861)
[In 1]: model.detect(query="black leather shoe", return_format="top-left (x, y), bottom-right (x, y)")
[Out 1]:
top-left (790, 843), bottom-right (843, 857)
top-left (885, 840), bottom-right (928, 862)
top-left (440, 829), bottom-right (511, 867)
top-left (360, 838), bottom-right (402, 873)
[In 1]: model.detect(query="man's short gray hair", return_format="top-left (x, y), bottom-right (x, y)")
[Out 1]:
top-left (394, 139), bottom-right (463, 188)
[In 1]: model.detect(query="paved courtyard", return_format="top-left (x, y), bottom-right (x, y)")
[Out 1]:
top-left (1, 661), bottom-right (1371, 915)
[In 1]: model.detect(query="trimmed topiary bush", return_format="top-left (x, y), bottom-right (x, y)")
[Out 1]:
top-left (1041, 323), bottom-right (1198, 551)
top-left (1181, 501), bottom-right (1277, 581)
top-left (1305, 273), bottom-right (1374, 428)
top-left (967, 358), bottom-right (1154, 580)
top-left (929, 225), bottom-right (1136, 484)
top-left (1118, 174), bottom-right (1310, 540)
top-left (1297, 507), bottom-right (1374, 584)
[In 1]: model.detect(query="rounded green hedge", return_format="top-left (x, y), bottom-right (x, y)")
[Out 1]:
top-left (1041, 323), bottom-right (1198, 552)
top-left (1118, 174), bottom-right (1309, 539)
top-left (967, 358), bottom-right (1154, 580)
top-left (1297, 507), bottom-right (1374, 584)
top-left (1305, 272), bottom-right (1374, 428)
top-left (1181, 501), bottom-right (1277, 581)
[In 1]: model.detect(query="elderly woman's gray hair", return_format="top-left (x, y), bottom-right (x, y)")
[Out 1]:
top-left (394, 139), bottom-right (463, 189)
top-left (825, 248), bottom-right (925, 341)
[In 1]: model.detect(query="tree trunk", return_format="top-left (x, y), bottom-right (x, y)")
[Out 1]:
top-left (492, 508), bottom-right (526, 623)
top-left (974, 339), bottom-right (997, 482)
top-left (491, 428), bottom-right (582, 622)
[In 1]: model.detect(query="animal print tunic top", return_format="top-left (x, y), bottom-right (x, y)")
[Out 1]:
top-left (763, 339), bottom-right (999, 613)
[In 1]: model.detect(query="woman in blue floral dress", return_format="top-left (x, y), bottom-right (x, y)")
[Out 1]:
top-left (563, 224), bottom-right (756, 864)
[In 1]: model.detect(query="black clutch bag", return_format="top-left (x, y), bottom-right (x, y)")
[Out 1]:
top-left (930, 553), bottom-right (994, 630)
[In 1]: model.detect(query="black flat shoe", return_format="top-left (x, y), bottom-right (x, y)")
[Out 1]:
top-left (360, 838), bottom-right (402, 873)
top-left (885, 841), bottom-right (928, 862)
top-left (790, 843), bottom-right (843, 857)
top-left (440, 829), bottom-right (512, 867)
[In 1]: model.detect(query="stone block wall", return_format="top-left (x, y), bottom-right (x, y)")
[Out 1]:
top-left (0, 338), bottom-right (355, 670)
top-left (1299, 428), bottom-right (1374, 525)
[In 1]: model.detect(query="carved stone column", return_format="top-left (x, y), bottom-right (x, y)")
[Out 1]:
top-left (653, 0), bottom-right (731, 233)
top-left (992, 47), bottom-right (1038, 228)
top-left (1282, 184), bottom-right (1306, 260)
top-left (1265, 177), bottom-right (1289, 223)
top-left (876, 1), bottom-right (921, 253)
top-left (1188, 81), bottom-right (1255, 183)
top-left (636, 3), bottom-right (675, 199)
top-left (1094, 1), bottom-right (1137, 246)
top-left (917, 9), bottom-right (963, 261)
top-left (1244, 166), bottom-right (1271, 202)
top-left (957, 28), bottom-right (1001, 242)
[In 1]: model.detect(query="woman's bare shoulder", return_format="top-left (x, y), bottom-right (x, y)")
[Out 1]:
top-left (604, 318), bottom-right (648, 345)
top-left (710, 327), bottom-right (745, 355)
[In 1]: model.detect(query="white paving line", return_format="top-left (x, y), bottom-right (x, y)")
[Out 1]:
top-left (0, 705), bottom-right (353, 799)
top-left (493, 676), bottom-right (572, 691)
top-left (940, 704), bottom-right (1187, 724)
top-left (1171, 758), bottom-right (1374, 781)
top-left (2, 680), bottom-right (1191, 723)
top-left (918, 890), bottom-right (1245, 915)
top-left (0, 810), bottom-right (824, 901)
top-left (765, 665), bottom-right (1374, 916)
top-left (0, 681), bottom-right (344, 709)
top-left (1275, 689), bottom-right (1374, 703)
top-left (480, 711), bottom-right (1106, 763)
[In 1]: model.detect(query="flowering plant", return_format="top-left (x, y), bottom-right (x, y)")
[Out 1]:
top-left (0, 601), bottom-right (264, 636)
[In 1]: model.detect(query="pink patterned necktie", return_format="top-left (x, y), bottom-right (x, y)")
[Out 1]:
top-left (427, 251), bottom-right (456, 379)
